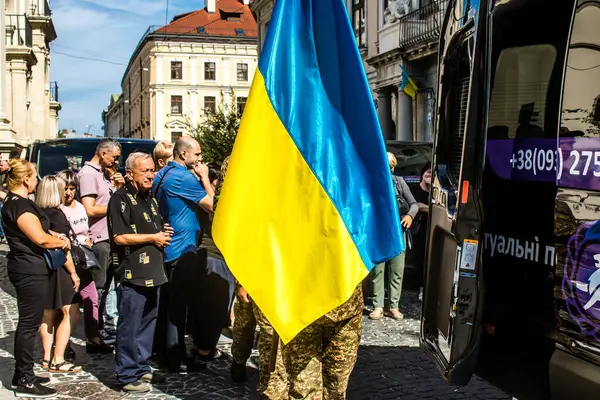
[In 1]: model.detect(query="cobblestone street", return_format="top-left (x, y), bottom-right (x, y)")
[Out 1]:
top-left (0, 245), bottom-right (511, 399)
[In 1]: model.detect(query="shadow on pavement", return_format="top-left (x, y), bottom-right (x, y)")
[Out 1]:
top-left (348, 345), bottom-right (512, 400)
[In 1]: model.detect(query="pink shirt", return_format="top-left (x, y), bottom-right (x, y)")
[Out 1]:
top-left (78, 161), bottom-right (114, 243)
top-left (60, 201), bottom-right (90, 245)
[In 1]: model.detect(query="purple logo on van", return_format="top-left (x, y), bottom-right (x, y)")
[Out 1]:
top-left (563, 223), bottom-right (600, 341)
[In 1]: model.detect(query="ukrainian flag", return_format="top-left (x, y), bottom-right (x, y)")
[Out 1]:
top-left (400, 64), bottom-right (419, 98)
top-left (213, 0), bottom-right (404, 343)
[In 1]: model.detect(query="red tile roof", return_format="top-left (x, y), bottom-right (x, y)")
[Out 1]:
top-left (155, 0), bottom-right (257, 38)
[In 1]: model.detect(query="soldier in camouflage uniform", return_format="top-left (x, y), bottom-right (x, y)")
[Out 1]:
top-left (254, 301), bottom-right (289, 399)
top-left (283, 285), bottom-right (363, 399)
top-left (230, 284), bottom-right (257, 381)
top-left (230, 286), bottom-right (289, 399)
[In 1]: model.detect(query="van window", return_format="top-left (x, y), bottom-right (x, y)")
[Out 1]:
top-left (35, 141), bottom-right (156, 178)
top-left (561, 4), bottom-right (600, 138)
top-left (488, 45), bottom-right (557, 138)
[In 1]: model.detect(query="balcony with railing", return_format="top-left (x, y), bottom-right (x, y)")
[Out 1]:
top-left (5, 14), bottom-right (33, 47)
top-left (30, 0), bottom-right (51, 17)
top-left (50, 82), bottom-right (59, 102)
top-left (398, 0), bottom-right (446, 49)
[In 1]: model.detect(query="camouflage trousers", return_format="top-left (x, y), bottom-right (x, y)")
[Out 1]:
top-left (230, 292), bottom-right (288, 399)
top-left (231, 293), bottom-right (256, 365)
top-left (283, 313), bottom-right (362, 400)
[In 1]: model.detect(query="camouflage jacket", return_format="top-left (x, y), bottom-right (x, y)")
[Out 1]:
top-left (325, 285), bottom-right (364, 322)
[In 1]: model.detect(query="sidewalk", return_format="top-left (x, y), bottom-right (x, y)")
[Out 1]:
top-left (0, 244), bottom-right (510, 399)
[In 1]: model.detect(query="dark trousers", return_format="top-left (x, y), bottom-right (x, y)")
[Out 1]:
top-left (115, 283), bottom-right (160, 384)
top-left (192, 255), bottom-right (234, 351)
top-left (156, 251), bottom-right (205, 369)
top-left (9, 272), bottom-right (49, 384)
top-left (92, 240), bottom-right (116, 331)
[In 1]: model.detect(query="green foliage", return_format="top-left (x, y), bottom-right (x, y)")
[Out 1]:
top-left (189, 91), bottom-right (241, 165)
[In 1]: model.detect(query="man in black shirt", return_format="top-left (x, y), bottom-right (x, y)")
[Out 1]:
top-left (107, 152), bottom-right (172, 393)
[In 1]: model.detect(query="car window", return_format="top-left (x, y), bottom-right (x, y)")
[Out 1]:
top-left (35, 141), bottom-right (156, 178)
top-left (388, 146), bottom-right (432, 184)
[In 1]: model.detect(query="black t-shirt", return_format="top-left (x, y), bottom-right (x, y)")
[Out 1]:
top-left (107, 183), bottom-right (167, 287)
top-left (2, 193), bottom-right (51, 275)
top-left (411, 184), bottom-right (429, 207)
top-left (42, 208), bottom-right (71, 236)
top-left (409, 184), bottom-right (430, 255)
top-left (197, 208), bottom-right (223, 261)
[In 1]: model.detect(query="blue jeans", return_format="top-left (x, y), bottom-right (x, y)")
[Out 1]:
top-left (115, 283), bottom-right (160, 384)
top-left (93, 241), bottom-right (118, 332)
top-left (104, 278), bottom-right (118, 332)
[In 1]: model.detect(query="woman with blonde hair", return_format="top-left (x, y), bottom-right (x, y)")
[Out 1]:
top-left (57, 169), bottom-right (113, 355)
top-left (2, 159), bottom-right (68, 397)
top-left (369, 152), bottom-right (418, 321)
top-left (35, 175), bottom-right (82, 374)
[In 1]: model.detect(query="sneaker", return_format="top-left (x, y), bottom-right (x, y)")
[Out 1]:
top-left (141, 372), bottom-right (166, 384)
top-left (122, 380), bottom-right (151, 393)
top-left (86, 340), bottom-right (114, 354)
top-left (13, 381), bottom-right (56, 398)
top-left (231, 362), bottom-right (247, 383)
top-left (11, 376), bottom-right (50, 390)
top-left (369, 307), bottom-right (384, 320)
top-left (100, 330), bottom-right (116, 345)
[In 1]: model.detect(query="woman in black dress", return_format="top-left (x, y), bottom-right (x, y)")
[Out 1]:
top-left (2, 159), bottom-right (70, 398)
top-left (35, 175), bottom-right (82, 373)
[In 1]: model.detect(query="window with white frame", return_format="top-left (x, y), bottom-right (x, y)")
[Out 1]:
top-left (171, 95), bottom-right (183, 115)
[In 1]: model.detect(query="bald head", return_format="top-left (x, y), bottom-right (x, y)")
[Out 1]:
top-left (173, 136), bottom-right (202, 170)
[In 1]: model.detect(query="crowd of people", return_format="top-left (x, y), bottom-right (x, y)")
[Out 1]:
top-left (0, 137), bottom-right (432, 399)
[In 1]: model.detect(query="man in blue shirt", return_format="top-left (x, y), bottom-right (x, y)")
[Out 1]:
top-left (153, 137), bottom-right (214, 372)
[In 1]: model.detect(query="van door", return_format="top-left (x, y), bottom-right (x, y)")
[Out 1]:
top-left (420, 0), bottom-right (491, 386)
top-left (552, 1), bottom-right (600, 398)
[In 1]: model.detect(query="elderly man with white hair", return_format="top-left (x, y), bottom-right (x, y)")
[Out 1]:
top-left (107, 152), bottom-right (173, 393)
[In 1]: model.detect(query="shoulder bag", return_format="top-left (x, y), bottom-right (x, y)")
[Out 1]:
top-left (62, 210), bottom-right (100, 270)
top-left (43, 248), bottom-right (67, 271)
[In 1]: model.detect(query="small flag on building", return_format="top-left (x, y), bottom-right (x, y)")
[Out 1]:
top-left (400, 64), bottom-right (419, 98)
top-left (212, 0), bottom-right (404, 344)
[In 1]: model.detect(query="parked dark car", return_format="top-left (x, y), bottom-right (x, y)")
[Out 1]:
top-left (26, 138), bottom-right (158, 178)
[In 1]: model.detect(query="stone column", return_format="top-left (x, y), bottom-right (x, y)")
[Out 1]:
top-left (396, 88), bottom-right (413, 141)
top-left (377, 89), bottom-right (394, 140)
top-left (190, 56), bottom-right (197, 85)
top-left (155, 89), bottom-right (164, 141)
top-left (8, 58), bottom-right (29, 140)
top-left (155, 56), bottom-right (163, 85)
top-left (189, 89), bottom-right (198, 127)
top-left (0, 0), bottom-right (10, 127)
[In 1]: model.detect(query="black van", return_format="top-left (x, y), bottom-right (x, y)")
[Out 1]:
top-left (26, 138), bottom-right (158, 178)
top-left (421, 1), bottom-right (600, 399)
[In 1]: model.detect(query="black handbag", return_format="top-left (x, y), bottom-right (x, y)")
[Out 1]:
top-left (62, 210), bottom-right (100, 270)
top-left (43, 248), bottom-right (67, 271)
top-left (72, 243), bottom-right (100, 270)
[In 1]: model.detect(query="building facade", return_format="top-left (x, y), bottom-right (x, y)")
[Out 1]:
top-left (103, 0), bottom-right (257, 142)
top-left (365, 0), bottom-right (446, 142)
top-left (252, 0), bottom-right (445, 143)
top-left (0, 0), bottom-right (60, 156)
